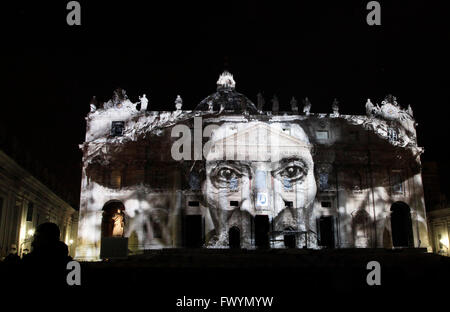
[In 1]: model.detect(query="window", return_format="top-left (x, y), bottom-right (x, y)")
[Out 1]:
top-left (230, 201), bottom-right (239, 207)
top-left (110, 170), bottom-right (122, 189)
top-left (188, 201), bottom-right (200, 207)
top-left (26, 202), bottom-right (34, 222)
top-left (321, 201), bottom-right (332, 208)
top-left (319, 173), bottom-right (329, 191)
top-left (391, 172), bottom-right (403, 194)
top-left (189, 172), bottom-right (201, 190)
top-left (352, 172), bottom-right (363, 193)
top-left (388, 128), bottom-right (398, 143)
top-left (255, 171), bottom-right (266, 189)
top-left (316, 130), bottom-right (329, 140)
top-left (111, 121), bottom-right (125, 136)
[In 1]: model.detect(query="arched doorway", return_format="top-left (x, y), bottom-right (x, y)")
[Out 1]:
top-left (352, 209), bottom-right (371, 248)
top-left (228, 226), bottom-right (241, 249)
top-left (390, 202), bottom-right (413, 247)
top-left (101, 201), bottom-right (125, 238)
top-left (283, 227), bottom-right (296, 248)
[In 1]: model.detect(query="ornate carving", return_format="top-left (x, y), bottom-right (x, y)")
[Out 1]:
top-left (383, 94), bottom-right (398, 106)
top-left (216, 71), bottom-right (236, 90)
top-left (367, 95), bottom-right (413, 122)
top-left (112, 88), bottom-right (128, 108)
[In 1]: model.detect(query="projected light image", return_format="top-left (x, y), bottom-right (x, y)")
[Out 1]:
top-left (75, 72), bottom-right (430, 261)
top-left (202, 122), bottom-right (317, 248)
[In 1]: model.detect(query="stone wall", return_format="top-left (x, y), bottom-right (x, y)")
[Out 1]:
top-left (76, 106), bottom-right (429, 260)
top-left (0, 150), bottom-right (78, 259)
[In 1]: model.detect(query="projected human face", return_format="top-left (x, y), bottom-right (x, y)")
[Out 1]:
top-left (202, 122), bottom-right (317, 246)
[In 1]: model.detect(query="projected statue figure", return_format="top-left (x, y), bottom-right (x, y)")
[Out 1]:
top-left (112, 212), bottom-right (124, 237)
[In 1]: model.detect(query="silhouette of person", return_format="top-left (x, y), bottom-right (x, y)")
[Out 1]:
top-left (0, 244), bottom-right (21, 289)
top-left (3, 244), bottom-right (20, 263)
top-left (22, 222), bottom-right (72, 287)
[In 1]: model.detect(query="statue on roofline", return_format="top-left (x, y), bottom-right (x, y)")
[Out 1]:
top-left (175, 95), bottom-right (183, 110)
top-left (303, 97), bottom-right (311, 115)
top-left (139, 94), bottom-right (148, 111)
top-left (271, 95), bottom-right (279, 113)
top-left (89, 96), bottom-right (97, 113)
top-left (290, 96), bottom-right (299, 113)
top-left (257, 92), bottom-right (265, 111)
top-left (332, 98), bottom-right (339, 116)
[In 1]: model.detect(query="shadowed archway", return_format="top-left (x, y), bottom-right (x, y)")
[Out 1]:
top-left (352, 209), bottom-right (372, 248)
top-left (283, 226), bottom-right (296, 248)
top-left (228, 226), bottom-right (241, 249)
top-left (390, 202), bottom-right (413, 247)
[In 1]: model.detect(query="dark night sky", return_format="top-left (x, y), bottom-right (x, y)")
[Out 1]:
top-left (2, 0), bottom-right (449, 207)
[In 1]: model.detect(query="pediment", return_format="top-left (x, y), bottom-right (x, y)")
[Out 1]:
top-left (206, 123), bottom-right (311, 162)
top-left (217, 123), bottom-right (309, 147)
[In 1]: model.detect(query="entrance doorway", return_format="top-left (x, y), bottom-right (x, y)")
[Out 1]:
top-left (390, 202), bottom-right (413, 247)
top-left (184, 215), bottom-right (203, 248)
top-left (283, 227), bottom-right (296, 248)
top-left (254, 215), bottom-right (270, 248)
top-left (352, 209), bottom-right (371, 248)
top-left (228, 226), bottom-right (241, 249)
top-left (318, 216), bottom-right (335, 248)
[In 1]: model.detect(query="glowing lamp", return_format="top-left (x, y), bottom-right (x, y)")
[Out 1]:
top-left (440, 236), bottom-right (449, 249)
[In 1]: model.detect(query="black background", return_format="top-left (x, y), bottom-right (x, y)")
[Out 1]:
top-left (2, 0), bottom-right (449, 208)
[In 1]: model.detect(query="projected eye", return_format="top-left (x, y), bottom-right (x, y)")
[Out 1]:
top-left (281, 166), bottom-right (302, 179)
top-left (216, 167), bottom-right (240, 182)
top-left (210, 164), bottom-right (246, 189)
top-left (274, 160), bottom-right (308, 183)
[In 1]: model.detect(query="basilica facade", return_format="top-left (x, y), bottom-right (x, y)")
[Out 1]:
top-left (75, 72), bottom-right (430, 261)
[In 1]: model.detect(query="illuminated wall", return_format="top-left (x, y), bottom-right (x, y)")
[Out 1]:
top-left (427, 208), bottom-right (450, 256)
top-left (0, 150), bottom-right (78, 259)
top-left (75, 74), bottom-right (430, 261)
